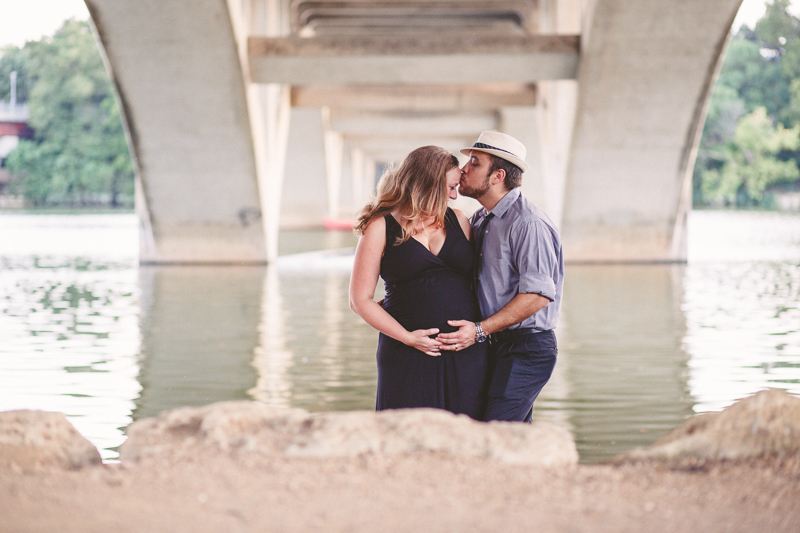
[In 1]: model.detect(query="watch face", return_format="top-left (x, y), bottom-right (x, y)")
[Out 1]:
top-left (476, 336), bottom-right (486, 343)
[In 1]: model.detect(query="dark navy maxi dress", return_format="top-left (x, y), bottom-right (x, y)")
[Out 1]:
top-left (376, 207), bottom-right (489, 420)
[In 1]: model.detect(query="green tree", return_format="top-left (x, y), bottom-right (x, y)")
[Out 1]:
top-left (716, 36), bottom-right (789, 121)
top-left (6, 19), bottom-right (133, 207)
top-left (0, 45), bottom-right (31, 103)
top-left (693, 1), bottom-right (800, 207)
top-left (702, 107), bottom-right (800, 205)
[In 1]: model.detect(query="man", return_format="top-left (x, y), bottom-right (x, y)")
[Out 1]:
top-left (437, 131), bottom-right (564, 423)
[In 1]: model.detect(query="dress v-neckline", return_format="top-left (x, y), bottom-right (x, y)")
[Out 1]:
top-left (388, 213), bottom-right (449, 259)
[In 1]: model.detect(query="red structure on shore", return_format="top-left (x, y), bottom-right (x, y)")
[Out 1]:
top-left (0, 102), bottom-right (33, 197)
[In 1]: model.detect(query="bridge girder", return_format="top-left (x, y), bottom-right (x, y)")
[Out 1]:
top-left (248, 34), bottom-right (580, 84)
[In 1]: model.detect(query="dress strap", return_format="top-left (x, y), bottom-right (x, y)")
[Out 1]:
top-left (444, 207), bottom-right (458, 228)
top-left (384, 213), bottom-right (402, 248)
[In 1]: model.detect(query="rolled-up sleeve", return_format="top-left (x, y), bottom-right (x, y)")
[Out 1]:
top-left (512, 221), bottom-right (557, 301)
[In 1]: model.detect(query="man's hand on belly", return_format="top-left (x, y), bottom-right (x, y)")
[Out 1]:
top-left (437, 320), bottom-right (477, 352)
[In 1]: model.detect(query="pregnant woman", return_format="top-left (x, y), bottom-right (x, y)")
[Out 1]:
top-left (349, 146), bottom-right (489, 420)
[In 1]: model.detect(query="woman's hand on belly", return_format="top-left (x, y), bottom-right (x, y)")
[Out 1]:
top-left (402, 328), bottom-right (443, 357)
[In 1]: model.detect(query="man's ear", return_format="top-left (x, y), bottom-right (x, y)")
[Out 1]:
top-left (491, 168), bottom-right (506, 186)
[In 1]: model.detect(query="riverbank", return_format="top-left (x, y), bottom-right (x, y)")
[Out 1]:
top-left (1, 390), bottom-right (799, 532)
top-left (3, 450), bottom-right (798, 532)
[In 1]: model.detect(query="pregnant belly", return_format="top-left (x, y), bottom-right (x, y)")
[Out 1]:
top-left (383, 271), bottom-right (480, 333)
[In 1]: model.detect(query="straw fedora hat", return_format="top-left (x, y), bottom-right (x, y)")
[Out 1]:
top-left (460, 131), bottom-right (529, 172)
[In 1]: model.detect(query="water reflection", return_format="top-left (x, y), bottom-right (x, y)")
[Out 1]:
top-left (252, 268), bottom-right (378, 412)
top-left (552, 264), bottom-right (694, 462)
top-left (250, 266), bottom-right (293, 407)
top-left (134, 263), bottom-right (379, 418)
top-left (0, 254), bottom-right (140, 460)
top-left (684, 211), bottom-right (800, 412)
top-left (135, 265), bottom-right (263, 419)
top-left (684, 261), bottom-right (800, 411)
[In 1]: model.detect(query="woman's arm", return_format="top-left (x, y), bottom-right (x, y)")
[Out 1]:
top-left (349, 217), bottom-right (442, 356)
top-left (453, 208), bottom-right (472, 240)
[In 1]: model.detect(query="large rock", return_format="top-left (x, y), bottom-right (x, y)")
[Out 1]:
top-left (0, 410), bottom-right (102, 470)
top-left (120, 402), bottom-right (578, 467)
top-left (628, 389), bottom-right (800, 461)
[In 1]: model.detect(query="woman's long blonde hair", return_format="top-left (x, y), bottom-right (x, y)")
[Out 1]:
top-left (354, 146), bottom-right (459, 243)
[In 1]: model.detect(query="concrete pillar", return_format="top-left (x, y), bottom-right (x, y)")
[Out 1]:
top-left (531, 0), bottom-right (584, 230)
top-left (86, 0), bottom-right (266, 263)
top-left (324, 127), bottom-right (344, 219)
top-left (281, 107), bottom-right (328, 227)
top-left (350, 147), bottom-right (367, 211)
top-left (241, 0), bottom-right (293, 260)
top-left (363, 155), bottom-right (378, 202)
top-left (562, 0), bottom-right (743, 262)
top-left (500, 106), bottom-right (549, 214)
top-left (255, 83), bottom-right (292, 259)
top-left (534, 81), bottom-right (578, 229)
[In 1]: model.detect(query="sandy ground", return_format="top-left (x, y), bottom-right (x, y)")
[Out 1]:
top-left (3, 391), bottom-right (800, 532)
top-left (2, 451), bottom-right (799, 532)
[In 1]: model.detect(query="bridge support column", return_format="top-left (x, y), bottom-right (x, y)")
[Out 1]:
top-left (282, 107), bottom-right (329, 227)
top-left (499, 87), bottom-right (576, 228)
top-left (562, 0), bottom-right (743, 262)
top-left (348, 147), bottom-right (375, 215)
top-left (324, 128), bottom-right (344, 220)
top-left (243, 0), bottom-right (293, 261)
top-left (500, 106), bottom-right (551, 217)
top-left (258, 83), bottom-right (291, 259)
top-left (87, 0), bottom-right (267, 263)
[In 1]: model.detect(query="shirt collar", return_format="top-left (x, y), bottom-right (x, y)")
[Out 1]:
top-left (487, 188), bottom-right (521, 219)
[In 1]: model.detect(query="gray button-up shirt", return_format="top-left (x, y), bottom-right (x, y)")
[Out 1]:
top-left (471, 187), bottom-right (564, 331)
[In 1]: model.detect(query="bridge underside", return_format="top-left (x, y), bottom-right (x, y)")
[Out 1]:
top-left (85, 0), bottom-right (743, 263)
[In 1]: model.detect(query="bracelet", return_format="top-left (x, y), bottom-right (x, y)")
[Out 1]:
top-left (475, 322), bottom-right (487, 343)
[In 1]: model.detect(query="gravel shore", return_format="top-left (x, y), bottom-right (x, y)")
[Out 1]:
top-left (2, 390), bottom-right (799, 532)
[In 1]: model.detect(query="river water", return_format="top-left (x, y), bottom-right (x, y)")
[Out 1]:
top-left (1, 210), bottom-right (798, 463)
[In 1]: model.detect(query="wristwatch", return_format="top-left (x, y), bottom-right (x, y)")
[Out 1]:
top-left (474, 322), bottom-right (487, 343)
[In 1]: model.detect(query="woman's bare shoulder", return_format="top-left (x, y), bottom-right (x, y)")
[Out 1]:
top-left (359, 215), bottom-right (387, 246)
top-left (363, 214), bottom-right (387, 234)
top-left (451, 208), bottom-right (470, 223)
top-left (451, 208), bottom-right (472, 240)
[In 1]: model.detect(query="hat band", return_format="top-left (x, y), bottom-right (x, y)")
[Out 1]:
top-left (473, 142), bottom-right (517, 157)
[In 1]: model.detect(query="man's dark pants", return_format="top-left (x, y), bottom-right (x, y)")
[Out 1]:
top-left (483, 330), bottom-right (557, 422)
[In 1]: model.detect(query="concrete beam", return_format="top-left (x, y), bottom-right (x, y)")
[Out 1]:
top-left (248, 34), bottom-right (580, 84)
top-left (292, 84), bottom-right (537, 113)
top-left (561, 0), bottom-right (743, 262)
top-left (330, 113), bottom-right (497, 138)
top-left (347, 136), bottom-right (472, 161)
top-left (291, 0), bottom-right (539, 36)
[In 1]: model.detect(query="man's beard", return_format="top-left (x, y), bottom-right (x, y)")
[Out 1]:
top-left (459, 174), bottom-right (491, 199)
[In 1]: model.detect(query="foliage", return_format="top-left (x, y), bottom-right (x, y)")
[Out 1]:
top-left (701, 107), bottom-right (800, 205)
top-left (0, 45), bottom-right (31, 103)
top-left (694, 0), bottom-right (800, 208)
top-left (3, 19), bottom-right (133, 208)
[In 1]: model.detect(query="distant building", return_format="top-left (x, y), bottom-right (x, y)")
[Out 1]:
top-left (0, 101), bottom-right (33, 197)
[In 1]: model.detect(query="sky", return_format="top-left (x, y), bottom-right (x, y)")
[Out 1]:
top-left (0, 0), bottom-right (798, 49)
top-left (0, 0), bottom-right (89, 48)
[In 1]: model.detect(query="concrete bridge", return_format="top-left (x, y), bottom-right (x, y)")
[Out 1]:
top-left (83, 0), bottom-right (743, 263)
